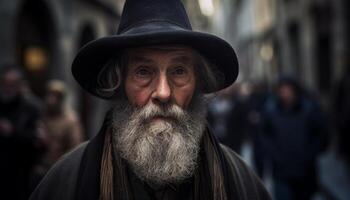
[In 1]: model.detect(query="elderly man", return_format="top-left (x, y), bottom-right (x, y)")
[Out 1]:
top-left (30, 0), bottom-right (271, 199)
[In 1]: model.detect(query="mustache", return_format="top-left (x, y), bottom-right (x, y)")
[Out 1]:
top-left (134, 102), bottom-right (186, 124)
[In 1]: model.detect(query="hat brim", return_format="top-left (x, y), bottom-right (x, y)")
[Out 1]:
top-left (72, 29), bottom-right (239, 99)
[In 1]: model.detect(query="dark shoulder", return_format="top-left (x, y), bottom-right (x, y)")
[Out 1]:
top-left (30, 142), bottom-right (89, 200)
top-left (220, 145), bottom-right (272, 200)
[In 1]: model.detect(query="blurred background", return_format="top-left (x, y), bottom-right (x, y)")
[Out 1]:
top-left (0, 0), bottom-right (349, 199)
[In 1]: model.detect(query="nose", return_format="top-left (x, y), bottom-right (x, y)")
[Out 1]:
top-left (152, 73), bottom-right (171, 103)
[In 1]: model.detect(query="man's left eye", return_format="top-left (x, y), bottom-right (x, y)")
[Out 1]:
top-left (135, 66), bottom-right (153, 77)
top-left (172, 67), bottom-right (187, 75)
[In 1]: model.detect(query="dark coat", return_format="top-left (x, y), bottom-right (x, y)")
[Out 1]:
top-left (30, 117), bottom-right (271, 200)
top-left (260, 96), bottom-right (328, 180)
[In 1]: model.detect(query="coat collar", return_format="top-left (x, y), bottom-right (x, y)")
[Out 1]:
top-left (75, 112), bottom-right (112, 200)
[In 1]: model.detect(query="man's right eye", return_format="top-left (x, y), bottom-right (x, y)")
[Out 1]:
top-left (135, 67), bottom-right (152, 77)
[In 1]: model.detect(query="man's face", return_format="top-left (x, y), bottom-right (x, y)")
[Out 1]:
top-left (0, 70), bottom-right (22, 102)
top-left (113, 46), bottom-right (207, 185)
top-left (278, 84), bottom-right (296, 106)
top-left (124, 46), bottom-right (196, 110)
top-left (45, 91), bottom-right (63, 112)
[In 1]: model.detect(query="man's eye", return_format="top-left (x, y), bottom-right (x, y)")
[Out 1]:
top-left (172, 67), bottom-right (187, 75)
top-left (135, 67), bottom-right (152, 77)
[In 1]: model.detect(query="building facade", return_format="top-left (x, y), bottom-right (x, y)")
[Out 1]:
top-left (2, 0), bottom-right (348, 137)
top-left (0, 0), bottom-right (226, 138)
top-left (228, 0), bottom-right (349, 103)
top-left (0, 0), bottom-right (121, 137)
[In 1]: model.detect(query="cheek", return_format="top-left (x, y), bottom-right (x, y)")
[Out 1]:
top-left (125, 79), bottom-right (152, 107)
top-left (173, 81), bottom-right (196, 108)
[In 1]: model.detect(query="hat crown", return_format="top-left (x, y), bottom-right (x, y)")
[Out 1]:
top-left (117, 0), bottom-right (192, 34)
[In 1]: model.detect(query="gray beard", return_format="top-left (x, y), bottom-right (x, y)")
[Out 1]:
top-left (111, 96), bottom-right (207, 186)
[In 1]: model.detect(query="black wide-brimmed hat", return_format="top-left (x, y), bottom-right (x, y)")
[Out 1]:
top-left (72, 0), bottom-right (239, 99)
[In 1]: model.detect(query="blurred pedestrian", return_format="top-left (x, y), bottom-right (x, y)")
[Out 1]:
top-left (207, 84), bottom-right (250, 153)
top-left (42, 80), bottom-right (84, 167)
top-left (0, 65), bottom-right (42, 200)
top-left (260, 77), bottom-right (329, 200)
top-left (246, 81), bottom-right (270, 177)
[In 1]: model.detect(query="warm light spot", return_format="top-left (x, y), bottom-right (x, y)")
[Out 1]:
top-left (24, 46), bottom-right (48, 71)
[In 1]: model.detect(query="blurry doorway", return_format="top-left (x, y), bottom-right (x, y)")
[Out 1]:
top-left (15, 0), bottom-right (56, 97)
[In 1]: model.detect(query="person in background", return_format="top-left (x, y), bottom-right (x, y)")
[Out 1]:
top-left (42, 80), bottom-right (84, 167)
top-left (247, 81), bottom-right (269, 177)
top-left (260, 77), bottom-right (329, 200)
top-left (207, 83), bottom-right (250, 153)
top-left (0, 65), bottom-right (42, 200)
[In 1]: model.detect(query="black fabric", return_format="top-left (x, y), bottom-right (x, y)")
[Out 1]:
top-left (76, 112), bottom-right (112, 200)
top-left (128, 169), bottom-right (193, 200)
top-left (29, 142), bottom-right (87, 200)
top-left (71, 0), bottom-right (239, 99)
top-left (118, 0), bottom-right (192, 33)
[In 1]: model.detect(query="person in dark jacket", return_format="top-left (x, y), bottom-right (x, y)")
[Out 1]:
top-left (0, 65), bottom-right (42, 200)
top-left (260, 78), bottom-right (328, 200)
top-left (247, 81), bottom-right (269, 177)
top-left (30, 0), bottom-right (271, 199)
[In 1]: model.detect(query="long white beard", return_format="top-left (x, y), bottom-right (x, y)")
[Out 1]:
top-left (111, 97), bottom-right (207, 186)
